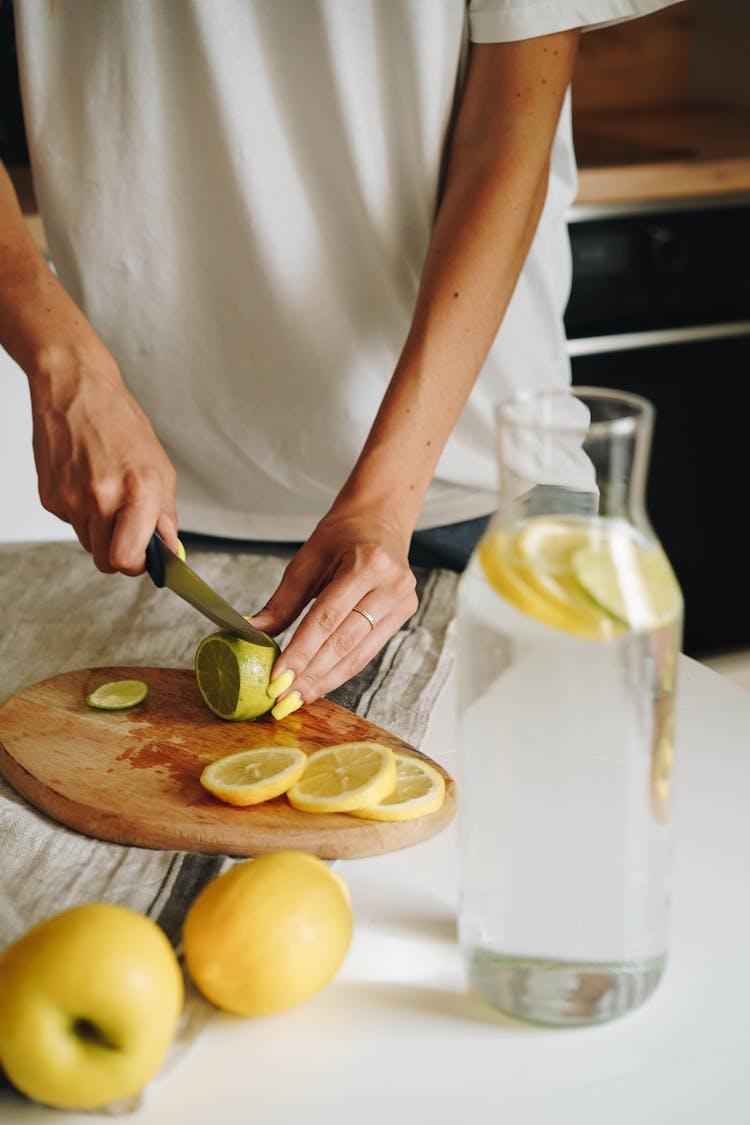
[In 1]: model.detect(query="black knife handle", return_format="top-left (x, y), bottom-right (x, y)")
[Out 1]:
top-left (145, 531), bottom-right (166, 588)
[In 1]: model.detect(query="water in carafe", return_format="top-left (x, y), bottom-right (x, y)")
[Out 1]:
top-left (456, 387), bottom-right (682, 1026)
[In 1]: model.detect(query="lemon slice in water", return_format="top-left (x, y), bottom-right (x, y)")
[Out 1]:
top-left (85, 679), bottom-right (149, 710)
top-left (479, 519), bottom-right (621, 641)
top-left (286, 741), bottom-right (396, 814)
top-left (200, 746), bottom-right (307, 806)
top-left (572, 539), bottom-right (682, 631)
top-left (348, 752), bottom-right (445, 822)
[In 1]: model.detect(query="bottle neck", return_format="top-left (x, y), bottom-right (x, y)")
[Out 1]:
top-left (494, 388), bottom-right (655, 532)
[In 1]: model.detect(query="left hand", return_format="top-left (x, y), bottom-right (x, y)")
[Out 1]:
top-left (247, 509), bottom-right (418, 714)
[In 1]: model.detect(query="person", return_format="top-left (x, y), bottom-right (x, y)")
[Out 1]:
top-left (0, 0), bottom-right (675, 718)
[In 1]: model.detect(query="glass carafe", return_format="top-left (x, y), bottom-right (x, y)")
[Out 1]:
top-left (456, 386), bottom-right (683, 1026)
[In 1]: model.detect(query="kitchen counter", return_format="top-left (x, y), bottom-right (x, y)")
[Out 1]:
top-left (1, 648), bottom-right (748, 1125)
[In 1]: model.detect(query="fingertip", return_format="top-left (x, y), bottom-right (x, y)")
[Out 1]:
top-left (111, 506), bottom-right (163, 575)
top-left (246, 607), bottom-right (270, 625)
top-left (267, 669), bottom-right (295, 700)
top-left (271, 691), bottom-right (304, 721)
top-left (108, 535), bottom-right (150, 576)
top-left (156, 514), bottom-right (181, 555)
top-left (93, 559), bottom-right (118, 575)
top-left (246, 608), bottom-right (280, 633)
top-left (113, 558), bottom-right (147, 577)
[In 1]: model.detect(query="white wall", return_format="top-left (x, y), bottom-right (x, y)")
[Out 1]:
top-left (0, 346), bottom-right (76, 543)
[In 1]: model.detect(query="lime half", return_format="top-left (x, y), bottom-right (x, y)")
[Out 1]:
top-left (195, 630), bottom-right (280, 721)
top-left (86, 679), bottom-right (149, 710)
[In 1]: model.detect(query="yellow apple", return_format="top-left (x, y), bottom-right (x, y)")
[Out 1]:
top-left (0, 902), bottom-right (184, 1110)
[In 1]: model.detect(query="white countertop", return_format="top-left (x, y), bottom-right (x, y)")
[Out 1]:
top-left (1, 654), bottom-right (748, 1125)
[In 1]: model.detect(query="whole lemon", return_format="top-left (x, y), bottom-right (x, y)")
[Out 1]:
top-left (183, 852), bottom-right (352, 1017)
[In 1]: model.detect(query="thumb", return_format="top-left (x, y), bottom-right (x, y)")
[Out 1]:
top-left (156, 512), bottom-right (180, 555)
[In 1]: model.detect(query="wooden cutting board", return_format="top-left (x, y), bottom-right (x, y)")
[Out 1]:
top-left (0, 666), bottom-right (456, 860)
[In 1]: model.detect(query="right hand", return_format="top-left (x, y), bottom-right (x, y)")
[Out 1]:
top-left (28, 344), bottom-right (179, 575)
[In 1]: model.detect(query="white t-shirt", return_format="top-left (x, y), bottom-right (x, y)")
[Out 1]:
top-left (15, 0), bottom-right (675, 540)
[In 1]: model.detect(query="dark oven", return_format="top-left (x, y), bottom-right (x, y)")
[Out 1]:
top-left (565, 192), bottom-right (750, 658)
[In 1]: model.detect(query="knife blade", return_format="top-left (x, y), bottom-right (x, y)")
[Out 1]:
top-left (145, 532), bottom-right (276, 648)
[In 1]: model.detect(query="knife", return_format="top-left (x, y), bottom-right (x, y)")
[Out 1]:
top-left (144, 531), bottom-right (276, 648)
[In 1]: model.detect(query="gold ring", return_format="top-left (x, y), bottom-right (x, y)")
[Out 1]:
top-left (353, 606), bottom-right (376, 630)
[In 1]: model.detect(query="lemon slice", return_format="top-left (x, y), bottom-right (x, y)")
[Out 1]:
top-left (348, 752), bottom-right (445, 822)
top-left (572, 540), bottom-right (682, 631)
top-left (286, 741), bottom-right (396, 814)
top-left (515, 517), bottom-right (626, 633)
top-left (479, 525), bottom-right (619, 641)
top-left (195, 630), bottom-right (280, 721)
top-left (517, 517), bottom-right (604, 571)
top-left (200, 746), bottom-right (307, 806)
top-left (85, 679), bottom-right (149, 710)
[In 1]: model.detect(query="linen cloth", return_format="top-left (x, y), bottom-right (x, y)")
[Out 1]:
top-left (0, 540), bottom-right (458, 1113)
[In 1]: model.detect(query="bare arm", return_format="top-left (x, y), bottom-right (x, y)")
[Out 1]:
top-left (0, 161), bottom-right (179, 573)
top-left (253, 31), bottom-right (581, 712)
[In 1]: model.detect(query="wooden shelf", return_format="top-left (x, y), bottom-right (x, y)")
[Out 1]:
top-left (574, 104), bottom-right (750, 206)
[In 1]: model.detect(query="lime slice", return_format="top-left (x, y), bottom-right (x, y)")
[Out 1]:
top-left (200, 746), bottom-right (307, 806)
top-left (86, 679), bottom-right (149, 710)
top-left (572, 540), bottom-right (682, 631)
top-left (195, 630), bottom-right (280, 721)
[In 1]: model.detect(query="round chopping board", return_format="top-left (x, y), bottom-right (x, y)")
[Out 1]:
top-left (0, 666), bottom-right (457, 859)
